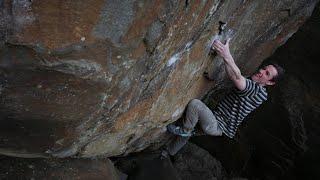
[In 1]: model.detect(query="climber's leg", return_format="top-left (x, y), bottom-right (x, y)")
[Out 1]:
top-left (166, 99), bottom-right (222, 155)
top-left (184, 99), bottom-right (222, 136)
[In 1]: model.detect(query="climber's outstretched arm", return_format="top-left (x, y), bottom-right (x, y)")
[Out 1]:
top-left (212, 39), bottom-right (246, 91)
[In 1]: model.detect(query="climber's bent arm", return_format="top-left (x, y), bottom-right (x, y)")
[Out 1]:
top-left (212, 39), bottom-right (246, 91)
top-left (223, 56), bottom-right (246, 91)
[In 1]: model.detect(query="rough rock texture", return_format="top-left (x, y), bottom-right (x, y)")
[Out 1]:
top-left (0, 0), bottom-right (318, 158)
top-left (0, 156), bottom-right (120, 180)
top-left (115, 154), bottom-right (181, 180)
top-left (173, 143), bottom-right (226, 180)
top-left (114, 142), bottom-right (228, 180)
top-left (192, 3), bottom-right (320, 179)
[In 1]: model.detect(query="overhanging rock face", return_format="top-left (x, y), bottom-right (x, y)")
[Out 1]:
top-left (0, 0), bottom-right (318, 158)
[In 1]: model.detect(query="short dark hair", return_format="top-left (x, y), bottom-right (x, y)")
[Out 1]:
top-left (269, 63), bottom-right (285, 83)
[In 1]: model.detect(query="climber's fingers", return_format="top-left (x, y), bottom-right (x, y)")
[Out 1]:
top-left (213, 41), bottom-right (224, 50)
top-left (213, 40), bottom-right (224, 48)
top-left (225, 38), bottom-right (231, 46)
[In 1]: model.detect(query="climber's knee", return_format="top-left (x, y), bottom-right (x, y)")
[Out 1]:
top-left (203, 125), bottom-right (222, 136)
top-left (188, 99), bottom-right (202, 109)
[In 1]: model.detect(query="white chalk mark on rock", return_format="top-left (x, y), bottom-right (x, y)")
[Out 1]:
top-left (166, 41), bottom-right (194, 67)
top-left (184, 41), bottom-right (193, 51)
top-left (166, 53), bottom-right (182, 67)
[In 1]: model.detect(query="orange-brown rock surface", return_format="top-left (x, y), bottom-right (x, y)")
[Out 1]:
top-left (0, 0), bottom-right (318, 158)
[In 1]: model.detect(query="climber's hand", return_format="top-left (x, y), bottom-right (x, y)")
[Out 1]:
top-left (212, 39), bottom-right (232, 60)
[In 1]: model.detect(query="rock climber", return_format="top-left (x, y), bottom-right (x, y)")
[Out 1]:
top-left (163, 39), bottom-right (285, 157)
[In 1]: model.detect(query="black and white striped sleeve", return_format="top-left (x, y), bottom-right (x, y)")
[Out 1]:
top-left (235, 79), bottom-right (257, 97)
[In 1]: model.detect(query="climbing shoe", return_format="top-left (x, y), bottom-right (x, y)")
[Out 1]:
top-left (167, 124), bottom-right (192, 137)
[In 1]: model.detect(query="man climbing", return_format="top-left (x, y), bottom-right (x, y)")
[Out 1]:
top-left (163, 39), bottom-right (285, 156)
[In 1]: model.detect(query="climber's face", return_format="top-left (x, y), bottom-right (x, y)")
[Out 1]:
top-left (251, 65), bottom-right (278, 86)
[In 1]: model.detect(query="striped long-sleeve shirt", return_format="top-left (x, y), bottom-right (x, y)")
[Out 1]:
top-left (214, 78), bottom-right (268, 138)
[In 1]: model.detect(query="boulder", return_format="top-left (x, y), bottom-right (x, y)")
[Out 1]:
top-left (114, 142), bottom-right (227, 180)
top-left (0, 0), bottom-right (318, 157)
top-left (173, 143), bottom-right (226, 180)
